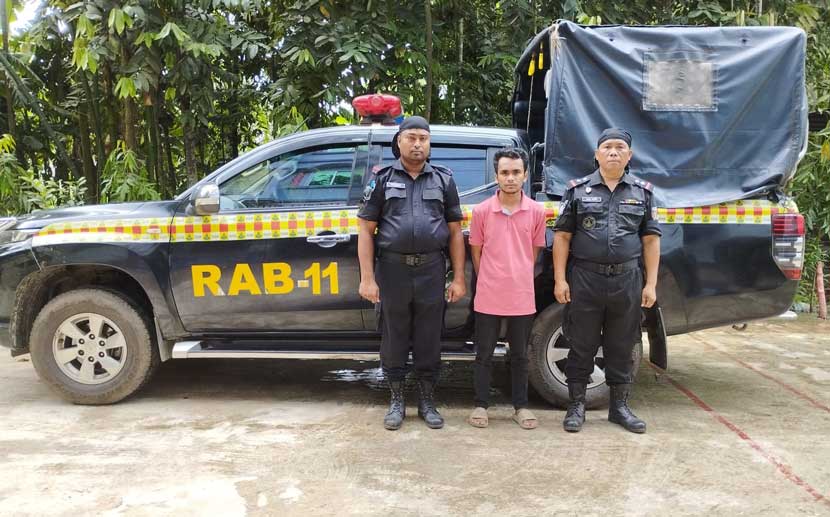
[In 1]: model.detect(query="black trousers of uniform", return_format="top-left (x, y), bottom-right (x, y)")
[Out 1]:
top-left (474, 312), bottom-right (534, 409)
top-left (564, 263), bottom-right (642, 386)
top-left (375, 254), bottom-right (446, 382)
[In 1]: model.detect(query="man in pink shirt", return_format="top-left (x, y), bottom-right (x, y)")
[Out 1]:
top-left (468, 148), bottom-right (547, 429)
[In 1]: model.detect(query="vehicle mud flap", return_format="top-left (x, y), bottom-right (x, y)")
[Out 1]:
top-left (644, 305), bottom-right (667, 369)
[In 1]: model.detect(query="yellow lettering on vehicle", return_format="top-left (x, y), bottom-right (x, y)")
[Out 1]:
top-left (192, 265), bottom-right (222, 297)
top-left (322, 262), bottom-right (339, 294)
top-left (228, 263), bottom-right (263, 296)
top-left (190, 262), bottom-right (340, 297)
top-left (263, 262), bottom-right (294, 294)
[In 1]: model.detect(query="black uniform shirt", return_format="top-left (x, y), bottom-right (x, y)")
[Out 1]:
top-left (553, 170), bottom-right (662, 264)
top-left (358, 159), bottom-right (463, 254)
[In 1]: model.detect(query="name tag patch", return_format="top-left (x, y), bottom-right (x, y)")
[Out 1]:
top-left (387, 181), bottom-right (406, 189)
top-left (581, 196), bottom-right (603, 203)
top-left (620, 199), bottom-right (644, 205)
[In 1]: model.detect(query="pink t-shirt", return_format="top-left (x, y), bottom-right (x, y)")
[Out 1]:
top-left (469, 191), bottom-right (547, 316)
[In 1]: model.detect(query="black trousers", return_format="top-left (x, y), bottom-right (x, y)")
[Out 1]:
top-left (474, 312), bottom-right (534, 409)
top-left (564, 264), bottom-right (642, 386)
top-left (375, 255), bottom-right (446, 382)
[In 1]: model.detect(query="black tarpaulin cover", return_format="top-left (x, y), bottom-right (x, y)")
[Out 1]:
top-left (539, 21), bottom-right (807, 207)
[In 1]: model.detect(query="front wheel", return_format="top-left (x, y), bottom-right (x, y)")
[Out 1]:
top-left (528, 304), bottom-right (643, 409)
top-left (29, 288), bottom-right (159, 405)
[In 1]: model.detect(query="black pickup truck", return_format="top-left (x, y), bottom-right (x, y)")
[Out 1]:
top-left (0, 23), bottom-right (808, 407)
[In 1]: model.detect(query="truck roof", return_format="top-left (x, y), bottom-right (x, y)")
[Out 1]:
top-left (178, 125), bottom-right (527, 200)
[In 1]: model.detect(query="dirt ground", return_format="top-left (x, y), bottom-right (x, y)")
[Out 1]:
top-left (1, 316), bottom-right (829, 516)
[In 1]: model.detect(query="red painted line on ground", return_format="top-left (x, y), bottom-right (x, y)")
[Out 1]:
top-left (648, 362), bottom-right (830, 507)
top-left (695, 337), bottom-right (830, 414)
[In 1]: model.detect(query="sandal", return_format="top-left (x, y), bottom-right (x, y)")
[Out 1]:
top-left (468, 407), bottom-right (489, 428)
top-left (512, 408), bottom-right (538, 430)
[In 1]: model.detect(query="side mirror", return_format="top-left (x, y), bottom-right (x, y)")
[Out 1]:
top-left (193, 184), bottom-right (220, 215)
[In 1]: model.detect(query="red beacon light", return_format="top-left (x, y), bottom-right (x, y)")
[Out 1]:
top-left (352, 94), bottom-right (402, 125)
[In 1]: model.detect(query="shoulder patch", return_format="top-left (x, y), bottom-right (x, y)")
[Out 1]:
top-left (566, 176), bottom-right (591, 190)
top-left (362, 178), bottom-right (377, 202)
top-left (629, 175), bottom-right (654, 192)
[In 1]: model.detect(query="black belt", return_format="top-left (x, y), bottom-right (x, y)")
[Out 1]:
top-left (572, 258), bottom-right (640, 276)
top-left (378, 250), bottom-right (443, 267)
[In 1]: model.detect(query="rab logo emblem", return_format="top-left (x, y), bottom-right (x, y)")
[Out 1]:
top-left (583, 216), bottom-right (596, 230)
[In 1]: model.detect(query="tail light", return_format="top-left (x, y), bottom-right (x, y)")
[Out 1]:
top-left (771, 213), bottom-right (805, 280)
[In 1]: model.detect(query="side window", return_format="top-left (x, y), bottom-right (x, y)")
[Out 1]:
top-left (379, 145), bottom-right (488, 193)
top-left (219, 145), bottom-right (364, 209)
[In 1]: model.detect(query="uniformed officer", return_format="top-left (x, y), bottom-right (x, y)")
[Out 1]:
top-left (357, 116), bottom-right (467, 431)
top-left (552, 128), bottom-right (661, 434)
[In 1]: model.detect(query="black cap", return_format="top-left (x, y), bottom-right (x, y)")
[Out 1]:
top-left (597, 128), bottom-right (632, 148)
top-left (399, 115), bottom-right (430, 133)
top-left (393, 116), bottom-right (430, 158)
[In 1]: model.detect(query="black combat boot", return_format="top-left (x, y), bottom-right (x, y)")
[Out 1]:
top-left (608, 384), bottom-right (646, 433)
top-left (417, 378), bottom-right (444, 429)
top-left (383, 380), bottom-right (406, 430)
top-left (563, 383), bottom-right (587, 432)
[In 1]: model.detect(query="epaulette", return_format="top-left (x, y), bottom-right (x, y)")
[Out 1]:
top-left (430, 163), bottom-right (453, 176)
top-left (628, 174), bottom-right (654, 192)
top-left (374, 164), bottom-right (395, 177)
top-left (566, 176), bottom-right (591, 189)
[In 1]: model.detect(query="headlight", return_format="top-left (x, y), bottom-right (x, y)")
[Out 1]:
top-left (0, 218), bottom-right (36, 245)
top-left (0, 229), bottom-right (36, 245)
top-left (0, 217), bottom-right (16, 232)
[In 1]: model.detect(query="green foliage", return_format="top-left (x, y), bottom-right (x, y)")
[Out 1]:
top-left (789, 126), bottom-right (830, 238)
top-left (794, 237), bottom-right (827, 305)
top-left (18, 172), bottom-right (87, 214)
top-left (0, 135), bottom-right (87, 215)
top-left (0, 0), bottom-right (826, 217)
top-left (100, 142), bottom-right (160, 203)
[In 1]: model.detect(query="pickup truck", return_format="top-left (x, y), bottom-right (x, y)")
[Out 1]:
top-left (0, 22), bottom-right (807, 407)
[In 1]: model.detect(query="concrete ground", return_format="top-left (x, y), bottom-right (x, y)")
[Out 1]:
top-left (1, 317), bottom-right (829, 516)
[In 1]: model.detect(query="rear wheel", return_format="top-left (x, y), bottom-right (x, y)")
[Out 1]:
top-left (29, 289), bottom-right (159, 404)
top-left (528, 304), bottom-right (643, 409)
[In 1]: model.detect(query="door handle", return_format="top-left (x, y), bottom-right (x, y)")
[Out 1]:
top-left (306, 234), bottom-right (351, 248)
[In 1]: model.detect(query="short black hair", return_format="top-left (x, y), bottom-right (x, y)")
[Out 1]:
top-left (493, 147), bottom-right (529, 173)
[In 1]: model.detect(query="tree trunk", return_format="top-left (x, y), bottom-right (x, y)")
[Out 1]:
top-left (455, 16), bottom-right (464, 122)
top-left (102, 65), bottom-right (118, 155)
top-left (0, 52), bottom-right (79, 180)
top-left (80, 72), bottom-right (104, 201)
top-left (424, 0), bottom-right (433, 120)
top-left (229, 123), bottom-right (240, 160)
top-left (149, 95), bottom-right (167, 197)
top-left (78, 107), bottom-right (97, 202)
top-left (144, 104), bottom-right (157, 186)
top-left (181, 95), bottom-right (200, 186)
top-left (120, 44), bottom-right (138, 151)
top-left (162, 121), bottom-right (177, 194)
top-left (198, 136), bottom-right (207, 176)
top-left (183, 130), bottom-right (199, 186)
top-left (817, 261), bottom-right (827, 319)
top-left (123, 98), bottom-right (137, 151)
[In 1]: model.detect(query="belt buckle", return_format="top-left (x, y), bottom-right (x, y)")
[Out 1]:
top-left (406, 254), bottom-right (420, 267)
top-left (604, 263), bottom-right (617, 275)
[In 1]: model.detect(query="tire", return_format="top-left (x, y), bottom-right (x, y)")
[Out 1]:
top-left (29, 288), bottom-right (159, 405)
top-left (528, 304), bottom-right (643, 409)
